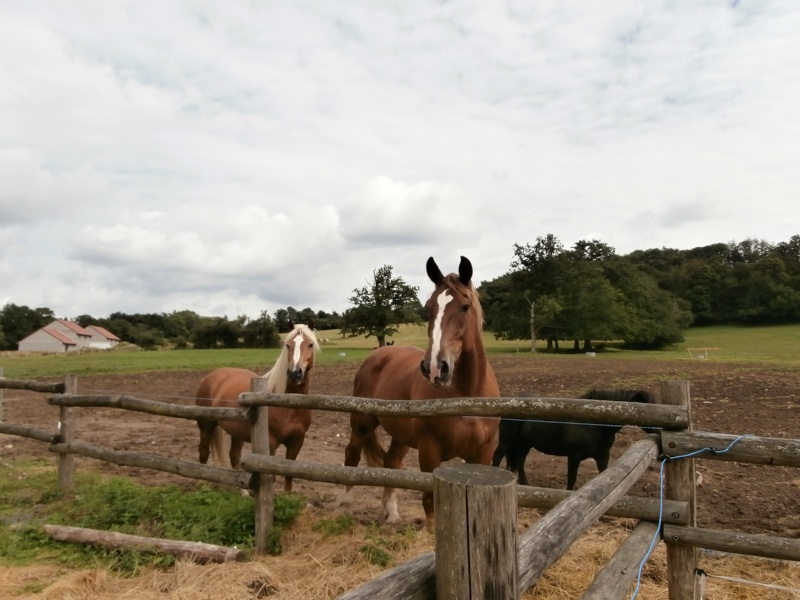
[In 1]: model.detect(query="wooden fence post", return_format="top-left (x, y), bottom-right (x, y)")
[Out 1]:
top-left (251, 377), bottom-right (272, 555)
top-left (661, 380), bottom-right (699, 600)
top-left (434, 463), bottom-right (518, 600)
top-left (58, 374), bottom-right (77, 490)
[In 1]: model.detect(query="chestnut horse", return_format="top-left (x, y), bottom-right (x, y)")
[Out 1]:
top-left (195, 322), bottom-right (319, 493)
top-left (336, 256), bottom-right (500, 528)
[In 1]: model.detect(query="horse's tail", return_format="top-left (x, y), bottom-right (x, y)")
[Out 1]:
top-left (363, 428), bottom-right (386, 467)
top-left (209, 427), bottom-right (231, 468)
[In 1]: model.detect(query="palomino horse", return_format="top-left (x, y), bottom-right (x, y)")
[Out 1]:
top-left (195, 322), bottom-right (319, 493)
top-left (336, 256), bottom-right (500, 528)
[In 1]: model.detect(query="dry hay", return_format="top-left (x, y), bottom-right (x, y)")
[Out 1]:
top-left (2, 508), bottom-right (798, 599)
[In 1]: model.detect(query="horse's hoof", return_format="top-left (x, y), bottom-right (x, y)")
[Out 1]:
top-left (384, 512), bottom-right (401, 524)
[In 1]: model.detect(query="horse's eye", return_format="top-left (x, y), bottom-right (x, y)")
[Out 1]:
top-left (461, 304), bottom-right (470, 312)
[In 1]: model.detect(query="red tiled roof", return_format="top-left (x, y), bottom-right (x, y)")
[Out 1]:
top-left (57, 319), bottom-right (93, 337)
top-left (87, 325), bottom-right (120, 341)
top-left (44, 327), bottom-right (78, 346)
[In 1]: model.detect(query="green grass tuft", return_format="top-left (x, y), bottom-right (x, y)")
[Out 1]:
top-left (0, 463), bottom-right (305, 573)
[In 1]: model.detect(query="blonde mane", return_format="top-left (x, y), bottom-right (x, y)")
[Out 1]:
top-left (262, 324), bottom-right (320, 392)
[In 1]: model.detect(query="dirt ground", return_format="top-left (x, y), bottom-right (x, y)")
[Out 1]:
top-left (2, 355), bottom-right (799, 539)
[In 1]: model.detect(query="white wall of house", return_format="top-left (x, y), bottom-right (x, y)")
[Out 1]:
top-left (18, 329), bottom-right (77, 353)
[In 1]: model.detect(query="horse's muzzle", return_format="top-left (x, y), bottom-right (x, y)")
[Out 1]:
top-left (287, 368), bottom-right (305, 385)
top-left (420, 359), bottom-right (450, 386)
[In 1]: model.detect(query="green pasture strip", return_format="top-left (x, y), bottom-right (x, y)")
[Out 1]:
top-left (2, 324), bottom-right (798, 379)
top-left (0, 459), bottom-right (304, 571)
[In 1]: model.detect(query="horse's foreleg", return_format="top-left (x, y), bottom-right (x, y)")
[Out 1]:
top-left (595, 452), bottom-right (610, 474)
top-left (336, 415), bottom-right (378, 508)
top-left (566, 456), bottom-right (581, 490)
top-left (381, 440), bottom-right (409, 524)
top-left (282, 433), bottom-right (306, 494)
top-left (197, 420), bottom-right (217, 464)
top-left (229, 437), bottom-right (245, 470)
top-left (509, 444), bottom-right (531, 486)
top-left (417, 438), bottom-right (443, 531)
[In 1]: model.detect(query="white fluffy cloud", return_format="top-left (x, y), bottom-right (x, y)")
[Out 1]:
top-left (2, 1), bottom-right (798, 318)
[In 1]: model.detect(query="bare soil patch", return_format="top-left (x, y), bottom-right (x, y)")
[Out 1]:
top-left (2, 355), bottom-right (799, 538)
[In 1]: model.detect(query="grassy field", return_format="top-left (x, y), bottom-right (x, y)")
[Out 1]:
top-left (1, 323), bottom-right (798, 379)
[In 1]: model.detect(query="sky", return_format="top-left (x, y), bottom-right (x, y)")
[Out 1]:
top-left (2, 1), bottom-right (799, 320)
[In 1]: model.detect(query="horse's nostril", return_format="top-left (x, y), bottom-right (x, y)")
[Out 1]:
top-left (439, 362), bottom-right (449, 376)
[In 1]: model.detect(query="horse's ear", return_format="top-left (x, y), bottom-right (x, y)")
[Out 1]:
top-left (458, 256), bottom-right (473, 285)
top-left (307, 319), bottom-right (315, 330)
top-left (426, 257), bottom-right (444, 285)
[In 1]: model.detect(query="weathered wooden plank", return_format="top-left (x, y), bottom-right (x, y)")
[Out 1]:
top-left (517, 435), bottom-right (659, 592)
top-left (517, 486), bottom-right (689, 525)
top-left (239, 393), bottom-right (688, 429)
top-left (49, 440), bottom-right (252, 488)
top-left (336, 551), bottom-right (436, 600)
top-left (241, 455), bottom-right (432, 491)
top-left (48, 394), bottom-right (251, 422)
top-left (0, 378), bottom-right (66, 393)
top-left (42, 524), bottom-right (247, 563)
top-left (661, 431), bottom-right (800, 467)
top-left (582, 521), bottom-right (660, 600)
top-left (242, 455), bottom-right (686, 524)
top-left (662, 380), bottom-right (699, 600)
top-left (663, 525), bottom-right (800, 562)
top-left (0, 422), bottom-right (59, 443)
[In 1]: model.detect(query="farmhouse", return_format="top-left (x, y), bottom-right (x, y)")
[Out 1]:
top-left (17, 320), bottom-right (120, 353)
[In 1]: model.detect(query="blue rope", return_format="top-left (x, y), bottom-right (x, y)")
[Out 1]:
top-left (629, 433), bottom-right (754, 599)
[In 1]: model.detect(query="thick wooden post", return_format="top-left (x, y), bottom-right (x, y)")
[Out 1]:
top-left (661, 380), bottom-right (699, 600)
top-left (58, 374), bottom-right (77, 490)
top-left (251, 377), bottom-right (272, 555)
top-left (434, 463), bottom-right (518, 600)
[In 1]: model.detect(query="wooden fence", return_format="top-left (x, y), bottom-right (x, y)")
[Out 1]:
top-left (1, 375), bottom-right (799, 599)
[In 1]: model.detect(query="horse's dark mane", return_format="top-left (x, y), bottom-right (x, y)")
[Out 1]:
top-left (581, 388), bottom-right (653, 403)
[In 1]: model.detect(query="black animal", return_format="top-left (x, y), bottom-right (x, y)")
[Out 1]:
top-left (492, 389), bottom-right (655, 490)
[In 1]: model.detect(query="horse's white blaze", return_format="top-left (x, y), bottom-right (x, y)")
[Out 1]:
top-left (291, 332), bottom-right (304, 367)
top-left (430, 290), bottom-right (453, 371)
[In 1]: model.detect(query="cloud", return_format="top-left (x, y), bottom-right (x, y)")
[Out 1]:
top-left (340, 176), bottom-right (476, 247)
top-left (2, 1), bottom-right (798, 319)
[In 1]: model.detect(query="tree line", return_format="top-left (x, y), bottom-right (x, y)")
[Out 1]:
top-left (482, 234), bottom-right (800, 351)
top-left (2, 235), bottom-right (798, 352)
top-left (0, 304), bottom-right (344, 351)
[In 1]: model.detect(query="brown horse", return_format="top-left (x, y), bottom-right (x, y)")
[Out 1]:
top-left (195, 322), bottom-right (319, 493)
top-left (336, 256), bottom-right (500, 528)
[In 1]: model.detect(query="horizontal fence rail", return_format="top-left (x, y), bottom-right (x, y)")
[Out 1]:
top-left (663, 525), bottom-right (800, 562)
top-left (661, 431), bottom-right (800, 467)
top-left (242, 454), bottom-right (690, 525)
top-left (0, 379), bottom-right (65, 393)
top-left (239, 392), bottom-right (689, 429)
top-left (50, 440), bottom-right (252, 489)
top-left (48, 395), bottom-right (251, 422)
top-left (3, 375), bottom-right (799, 600)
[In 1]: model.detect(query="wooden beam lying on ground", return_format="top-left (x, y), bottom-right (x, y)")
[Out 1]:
top-left (42, 524), bottom-right (247, 563)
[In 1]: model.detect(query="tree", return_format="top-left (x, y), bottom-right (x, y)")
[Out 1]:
top-left (341, 265), bottom-right (422, 346)
top-left (0, 303), bottom-right (55, 350)
top-left (242, 311), bottom-right (280, 348)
